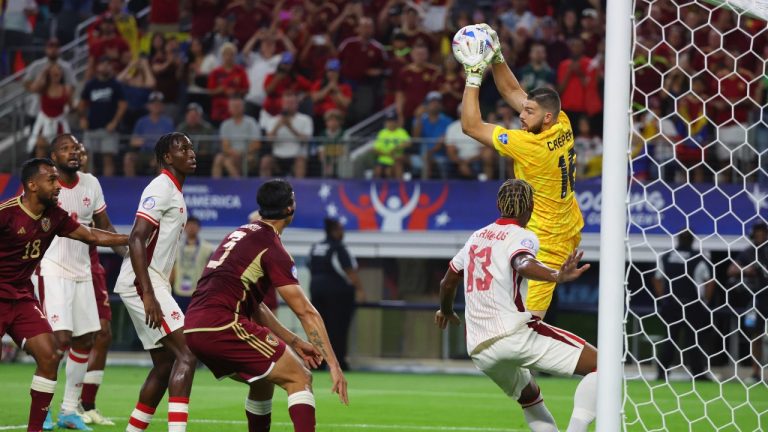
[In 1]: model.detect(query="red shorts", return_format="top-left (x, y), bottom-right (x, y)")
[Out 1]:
top-left (92, 268), bottom-right (112, 321)
top-left (185, 317), bottom-right (286, 382)
top-left (0, 298), bottom-right (52, 349)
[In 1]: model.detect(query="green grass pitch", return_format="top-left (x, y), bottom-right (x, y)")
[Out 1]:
top-left (1, 364), bottom-right (765, 431)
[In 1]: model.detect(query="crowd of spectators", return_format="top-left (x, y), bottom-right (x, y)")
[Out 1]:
top-left (12, 0), bottom-right (760, 184)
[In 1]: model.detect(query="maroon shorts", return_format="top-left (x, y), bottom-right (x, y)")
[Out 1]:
top-left (0, 298), bottom-right (53, 349)
top-left (185, 317), bottom-right (286, 382)
top-left (92, 268), bottom-right (112, 321)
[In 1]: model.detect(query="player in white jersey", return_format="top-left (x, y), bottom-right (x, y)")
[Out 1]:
top-left (114, 133), bottom-right (198, 432)
top-left (436, 179), bottom-right (598, 432)
top-left (36, 134), bottom-right (127, 430)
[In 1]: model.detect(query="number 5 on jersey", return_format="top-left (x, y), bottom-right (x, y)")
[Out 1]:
top-left (466, 245), bottom-right (492, 292)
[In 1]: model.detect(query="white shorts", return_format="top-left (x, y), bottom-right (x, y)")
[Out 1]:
top-left (33, 275), bottom-right (100, 337)
top-left (471, 320), bottom-right (586, 400)
top-left (119, 287), bottom-right (185, 350)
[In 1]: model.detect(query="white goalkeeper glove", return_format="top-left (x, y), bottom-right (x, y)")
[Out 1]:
top-left (476, 23), bottom-right (504, 64)
top-left (464, 60), bottom-right (488, 88)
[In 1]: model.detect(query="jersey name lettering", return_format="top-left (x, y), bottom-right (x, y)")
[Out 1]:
top-left (547, 129), bottom-right (573, 151)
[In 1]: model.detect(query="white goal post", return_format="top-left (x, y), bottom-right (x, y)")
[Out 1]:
top-left (601, 0), bottom-right (768, 430)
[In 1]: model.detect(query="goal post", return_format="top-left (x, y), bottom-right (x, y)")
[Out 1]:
top-left (597, 0), bottom-right (633, 430)
top-left (607, 0), bottom-right (768, 430)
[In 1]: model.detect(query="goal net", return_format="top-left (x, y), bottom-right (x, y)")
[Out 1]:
top-left (625, 0), bottom-right (768, 430)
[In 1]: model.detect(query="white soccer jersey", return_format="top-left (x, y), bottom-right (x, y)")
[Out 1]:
top-left (40, 173), bottom-right (106, 281)
top-left (115, 170), bottom-right (187, 294)
top-left (450, 218), bottom-right (540, 354)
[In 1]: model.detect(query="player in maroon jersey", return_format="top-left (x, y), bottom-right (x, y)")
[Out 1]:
top-left (185, 179), bottom-right (348, 432)
top-left (0, 158), bottom-right (128, 432)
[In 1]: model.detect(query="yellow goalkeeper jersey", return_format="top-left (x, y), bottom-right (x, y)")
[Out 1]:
top-left (492, 111), bottom-right (584, 240)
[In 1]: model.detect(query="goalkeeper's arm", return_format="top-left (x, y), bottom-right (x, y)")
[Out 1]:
top-left (461, 85), bottom-right (498, 150)
top-left (491, 62), bottom-right (528, 114)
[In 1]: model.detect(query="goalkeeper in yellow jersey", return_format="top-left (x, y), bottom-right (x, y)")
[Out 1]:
top-left (457, 24), bottom-right (584, 318)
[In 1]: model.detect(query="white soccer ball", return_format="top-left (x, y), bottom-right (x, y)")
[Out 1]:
top-left (452, 24), bottom-right (495, 68)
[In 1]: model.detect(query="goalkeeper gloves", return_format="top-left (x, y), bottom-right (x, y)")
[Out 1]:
top-left (477, 23), bottom-right (504, 64)
top-left (464, 60), bottom-right (488, 88)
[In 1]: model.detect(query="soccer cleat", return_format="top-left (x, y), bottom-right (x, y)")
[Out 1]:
top-left (43, 411), bottom-right (54, 431)
top-left (82, 408), bottom-right (115, 426)
top-left (57, 412), bottom-right (94, 430)
top-left (75, 403), bottom-right (93, 424)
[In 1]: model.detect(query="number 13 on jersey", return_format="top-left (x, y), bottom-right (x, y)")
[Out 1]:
top-left (466, 245), bottom-right (492, 292)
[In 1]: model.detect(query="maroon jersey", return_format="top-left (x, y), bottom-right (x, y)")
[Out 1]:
top-left (0, 196), bottom-right (80, 300)
top-left (185, 221), bottom-right (299, 329)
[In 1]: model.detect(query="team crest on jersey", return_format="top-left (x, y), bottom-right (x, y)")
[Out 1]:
top-left (265, 333), bottom-right (279, 347)
top-left (82, 196), bottom-right (91, 207)
top-left (40, 217), bottom-right (51, 232)
top-left (498, 133), bottom-right (509, 145)
top-left (522, 239), bottom-right (534, 250)
top-left (170, 311), bottom-right (181, 321)
top-left (142, 197), bottom-right (156, 209)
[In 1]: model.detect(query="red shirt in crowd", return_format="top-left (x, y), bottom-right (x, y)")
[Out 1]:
top-left (188, 0), bottom-right (226, 38)
top-left (557, 56), bottom-right (592, 114)
top-left (262, 72), bottom-right (312, 115)
top-left (310, 79), bottom-right (353, 117)
top-left (207, 65), bottom-right (250, 121)
top-left (338, 37), bottom-right (387, 83)
top-left (397, 63), bottom-right (441, 121)
top-left (223, 2), bottom-right (270, 47)
top-left (150, 0), bottom-right (180, 25)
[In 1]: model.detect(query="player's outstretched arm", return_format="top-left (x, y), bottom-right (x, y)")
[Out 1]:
top-left (65, 224), bottom-right (128, 247)
top-left (512, 249), bottom-right (590, 284)
top-left (253, 303), bottom-right (322, 369)
top-left (128, 218), bottom-right (164, 329)
top-left (475, 23), bottom-right (527, 113)
top-left (93, 210), bottom-right (128, 257)
top-left (276, 283), bottom-right (349, 405)
top-left (435, 268), bottom-right (462, 329)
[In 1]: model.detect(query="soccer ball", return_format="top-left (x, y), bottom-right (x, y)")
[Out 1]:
top-left (452, 24), bottom-right (495, 68)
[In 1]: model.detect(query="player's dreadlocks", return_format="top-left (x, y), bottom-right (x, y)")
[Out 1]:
top-left (497, 179), bottom-right (535, 219)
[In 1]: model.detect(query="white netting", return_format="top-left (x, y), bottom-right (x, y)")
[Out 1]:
top-left (625, 0), bottom-right (768, 430)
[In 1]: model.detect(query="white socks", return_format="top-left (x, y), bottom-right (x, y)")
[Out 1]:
top-left (287, 390), bottom-right (316, 409)
top-left (522, 395), bottom-right (558, 432)
top-left (61, 348), bottom-right (90, 414)
top-left (246, 398), bottom-right (272, 415)
top-left (566, 372), bottom-right (597, 432)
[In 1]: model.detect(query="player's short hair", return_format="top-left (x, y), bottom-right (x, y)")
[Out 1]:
top-left (497, 179), bottom-right (535, 219)
top-left (324, 218), bottom-right (341, 236)
top-left (155, 132), bottom-right (189, 165)
top-left (527, 87), bottom-right (561, 119)
top-left (51, 133), bottom-right (78, 152)
top-left (187, 216), bottom-right (201, 226)
top-left (257, 179), bottom-right (295, 220)
top-left (20, 158), bottom-right (55, 187)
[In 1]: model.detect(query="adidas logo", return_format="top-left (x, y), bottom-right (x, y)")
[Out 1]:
top-left (17, 226), bottom-right (26, 235)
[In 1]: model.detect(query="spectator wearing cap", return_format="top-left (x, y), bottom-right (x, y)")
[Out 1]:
top-left (317, 109), bottom-right (346, 178)
top-left (178, 102), bottom-right (217, 175)
top-left (260, 91), bottom-right (314, 178)
top-left (87, 14), bottom-right (131, 80)
top-left (207, 42), bottom-right (250, 124)
top-left (373, 111), bottom-right (410, 179)
top-left (124, 91), bottom-right (175, 176)
top-left (243, 29), bottom-right (297, 118)
top-left (262, 51), bottom-right (313, 116)
top-left (411, 91), bottom-right (452, 179)
top-left (395, 43), bottom-right (441, 129)
top-left (310, 59), bottom-right (353, 120)
top-left (79, 56), bottom-right (127, 177)
top-left (516, 42), bottom-right (556, 93)
top-left (338, 16), bottom-right (388, 124)
top-left (222, 0), bottom-right (270, 48)
top-left (383, 30), bottom-right (411, 105)
top-left (116, 56), bottom-right (157, 133)
top-left (580, 8), bottom-right (602, 58)
top-left (446, 104), bottom-right (495, 180)
top-left (23, 38), bottom-right (76, 123)
top-left (213, 97), bottom-right (262, 178)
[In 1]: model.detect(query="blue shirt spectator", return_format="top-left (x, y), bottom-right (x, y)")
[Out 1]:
top-left (411, 91), bottom-right (452, 178)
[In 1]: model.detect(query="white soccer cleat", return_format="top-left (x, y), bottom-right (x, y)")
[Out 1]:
top-left (82, 409), bottom-right (115, 426)
top-left (75, 404), bottom-right (92, 424)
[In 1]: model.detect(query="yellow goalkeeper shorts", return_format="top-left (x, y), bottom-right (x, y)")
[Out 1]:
top-left (525, 232), bottom-right (582, 312)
